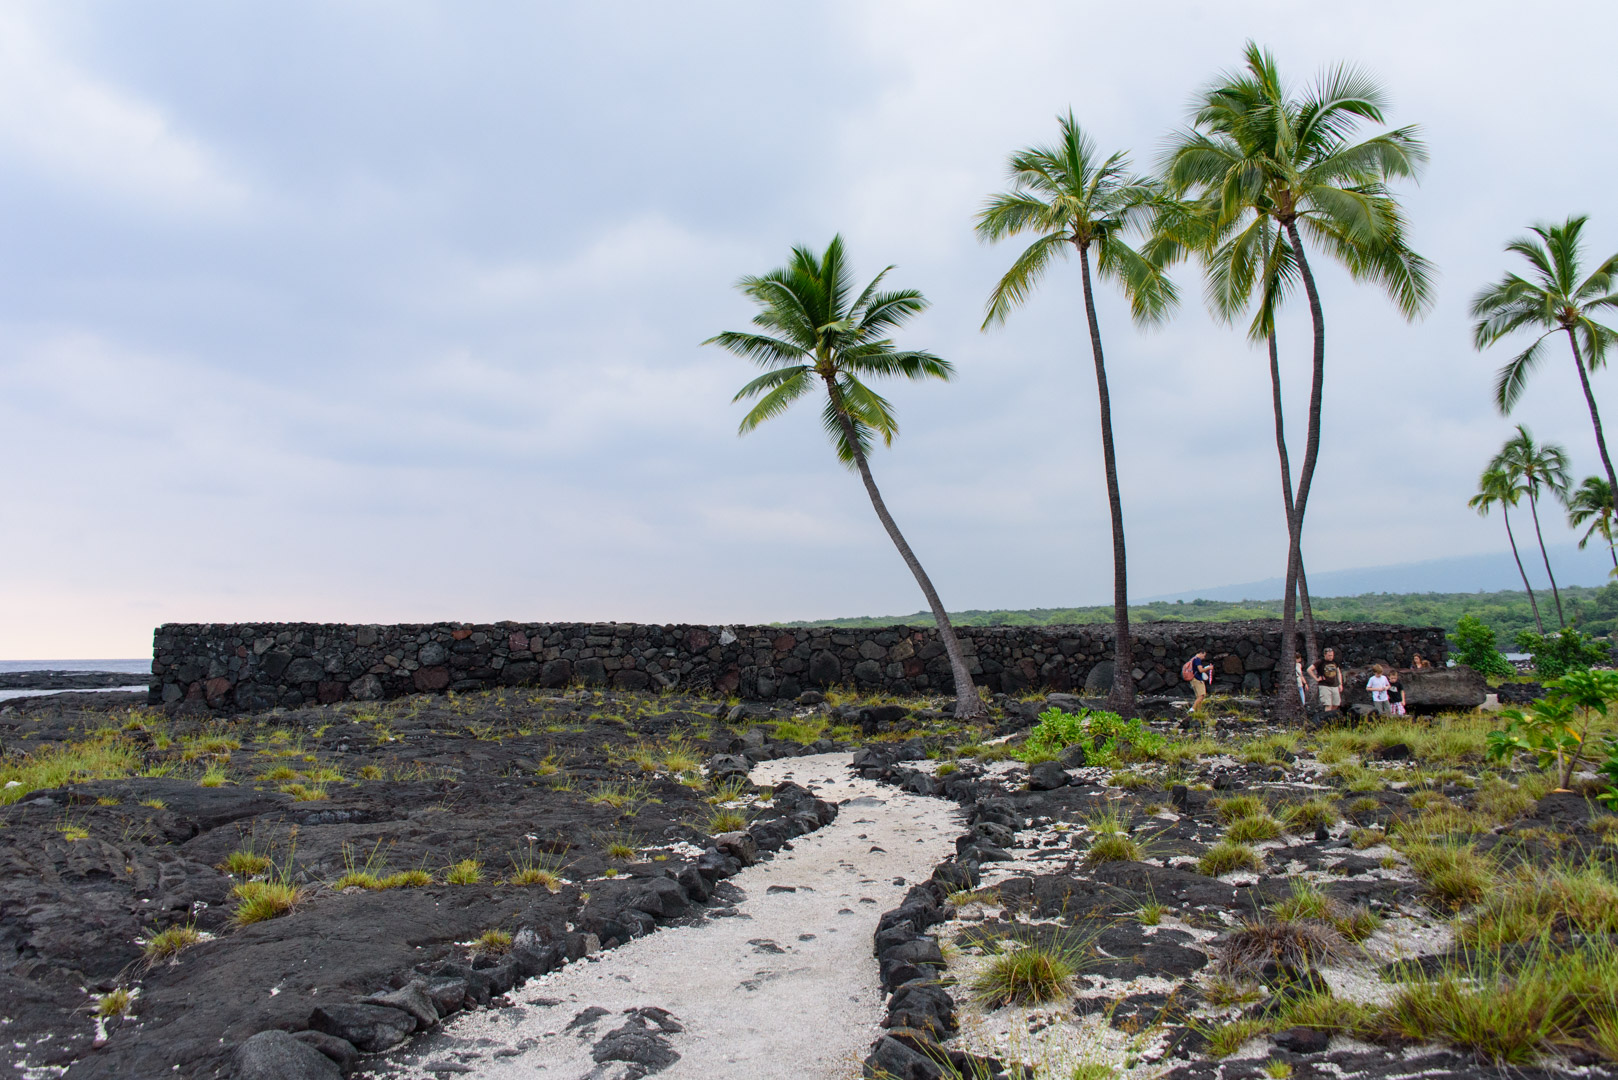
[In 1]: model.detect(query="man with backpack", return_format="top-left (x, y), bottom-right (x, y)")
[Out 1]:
top-left (1182, 650), bottom-right (1213, 709)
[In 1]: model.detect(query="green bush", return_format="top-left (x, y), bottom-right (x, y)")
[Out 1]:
top-left (1451, 615), bottom-right (1513, 677)
top-left (1019, 708), bottom-right (1166, 766)
top-left (1513, 626), bottom-right (1611, 680)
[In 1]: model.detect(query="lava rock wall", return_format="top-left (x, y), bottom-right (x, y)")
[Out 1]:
top-left (150, 620), bottom-right (1448, 712)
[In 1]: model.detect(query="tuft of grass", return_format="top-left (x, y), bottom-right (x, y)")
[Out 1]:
top-left (1204, 1017), bottom-right (1269, 1058)
top-left (473, 928), bottom-right (513, 955)
top-left (198, 765), bottom-right (228, 788)
top-left (588, 780), bottom-right (651, 813)
top-left (56, 819), bottom-right (90, 842)
top-left (378, 869), bottom-right (432, 888)
top-left (1281, 796), bottom-right (1338, 832)
top-left (972, 945), bottom-right (1074, 1006)
top-left (231, 880), bottom-right (303, 925)
top-left (774, 718), bottom-right (827, 744)
top-left (1213, 794), bottom-right (1267, 823)
top-left (94, 987), bottom-right (133, 1018)
top-left (140, 798), bottom-right (166, 809)
top-left (706, 777), bottom-right (750, 804)
top-left (142, 924), bottom-right (201, 962)
top-left (1226, 813), bottom-right (1283, 843)
top-left (1401, 841), bottom-right (1494, 909)
top-left (180, 731), bottom-right (241, 761)
top-left (1218, 918), bottom-right (1351, 979)
top-left (1269, 880), bottom-right (1383, 943)
top-left (506, 846), bottom-right (564, 891)
top-left (1198, 840), bottom-right (1260, 877)
top-left (357, 764), bottom-right (384, 780)
top-left (258, 765), bottom-right (297, 782)
top-left (1136, 901), bottom-right (1166, 926)
top-left (1262, 1062), bottom-right (1293, 1080)
top-left (445, 858), bottom-right (484, 885)
top-left (705, 807), bottom-right (750, 834)
top-left (1085, 832), bottom-right (1143, 865)
top-left (222, 846), bottom-right (273, 877)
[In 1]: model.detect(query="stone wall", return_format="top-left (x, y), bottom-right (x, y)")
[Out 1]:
top-left (150, 620), bottom-right (1448, 712)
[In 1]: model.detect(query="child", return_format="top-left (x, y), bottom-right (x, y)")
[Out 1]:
top-left (1366, 664), bottom-right (1392, 716)
top-left (1183, 651), bottom-right (1212, 709)
top-left (1388, 671), bottom-right (1406, 716)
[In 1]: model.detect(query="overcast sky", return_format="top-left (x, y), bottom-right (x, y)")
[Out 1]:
top-left (3, 1), bottom-right (1616, 659)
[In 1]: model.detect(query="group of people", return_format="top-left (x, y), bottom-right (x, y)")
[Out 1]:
top-left (1182, 646), bottom-right (1433, 715)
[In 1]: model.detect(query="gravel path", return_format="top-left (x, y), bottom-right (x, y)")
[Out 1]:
top-left (373, 752), bottom-right (960, 1080)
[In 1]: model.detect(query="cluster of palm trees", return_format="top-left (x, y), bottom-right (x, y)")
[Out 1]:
top-left (706, 42), bottom-right (1607, 720)
top-left (1470, 217), bottom-right (1618, 636)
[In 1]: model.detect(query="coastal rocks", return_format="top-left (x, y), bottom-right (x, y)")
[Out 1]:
top-left (309, 1003), bottom-right (417, 1053)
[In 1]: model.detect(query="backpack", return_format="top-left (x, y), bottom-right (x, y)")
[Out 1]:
top-left (1181, 658), bottom-right (1196, 682)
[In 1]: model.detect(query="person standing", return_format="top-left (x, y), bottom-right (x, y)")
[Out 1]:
top-left (1295, 654), bottom-right (1308, 706)
top-left (1308, 647), bottom-right (1344, 714)
top-left (1366, 665), bottom-right (1392, 716)
top-left (1388, 670), bottom-right (1406, 716)
top-left (1183, 650), bottom-right (1213, 709)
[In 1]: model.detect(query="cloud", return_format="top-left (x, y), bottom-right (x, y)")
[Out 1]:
top-left (0, 6), bottom-right (247, 214)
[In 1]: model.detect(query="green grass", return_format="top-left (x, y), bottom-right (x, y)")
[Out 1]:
top-left (445, 858), bottom-right (484, 885)
top-left (222, 846), bottom-right (273, 877)
top-left (94, 987), bottom-right (133, 1018)
top-left (705, 807), bottom-right (750, 834)
top-left (1400, 841), bottom-right (1494, 909)
top-left (0, 738), bottom-right (139, 805)
top-left (1198, 841), bottom-right (1261, 877)
top-left (1213, 794), bottom-right (1267, 824)
top-left (1460, 861), bottom-right (1618, 946)
top-left (378, 869), bottom-right (432, 888)
top-left (142, 924), bottom-right (201, 962)
top-left (1280, 796), bottom-right (1338, 832)
top-left (972, 945), bottom-right (1074, 1006)
top-left (1226, 813), bottom-right (1283, 843)
top-left (473, 928), bottom-right (513, 954)
top-left (231, 880), bottom-right (303, 925)
top-left (506, 845), bottom-right (564, 891)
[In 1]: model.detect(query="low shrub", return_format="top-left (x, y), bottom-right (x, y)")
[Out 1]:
top-left (972, 945), bottom-right (1073, 1006)
top-left (1198, 841), bottom-right (1260, 877)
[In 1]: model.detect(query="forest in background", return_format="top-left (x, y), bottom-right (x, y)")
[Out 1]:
top-left (781, 585), bottom-right (1618, 648)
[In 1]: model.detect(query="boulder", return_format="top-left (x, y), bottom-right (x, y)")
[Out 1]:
top-left (705, 754), bottom-right (751, 783)
top-left (358, 980), bottom-right (439, 1029)
top-left (308, 1002), bottom-right (416, 1053)
top-left (289, 1030), bottom-right (361, 1070)
top-left (234, 1030), bottom-right (343, 1080)
top-left (1028, 761), bottom-right (1069, 791)
top-left (1402, 667), bottom-right (1486, 710)
top-left (1082, 661), bottom-right (1115, 695)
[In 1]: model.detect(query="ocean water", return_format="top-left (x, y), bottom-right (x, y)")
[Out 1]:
top-left (0, 659), bottom-right (149, 675)
top-left (0, 659), bottom-right (150, 703)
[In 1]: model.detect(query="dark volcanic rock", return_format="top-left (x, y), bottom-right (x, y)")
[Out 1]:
top-left (309, 1002), bottom-right (417, 1053)
top-left (234, 1029), bottom-right (343, 1080)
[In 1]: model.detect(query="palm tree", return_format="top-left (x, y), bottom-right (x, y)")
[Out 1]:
top-left (1470, 466), bottom-right (1544, 635)
top-left (1160, 43), bottom-right (1432, 709)
top-left (703, 236), bottom-right (986, 719)
top-left (1492, 425), bottom-right (1572, 627)
top-left (1472, 216), bottom-right (1618, 497)
top-left (974, 113), bottom-right (1177, 716)
top-left (1565, 475), bottom-right (1617, 572)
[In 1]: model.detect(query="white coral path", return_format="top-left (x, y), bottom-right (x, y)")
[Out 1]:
top-left (376, 752), bottom-right (961, 1080)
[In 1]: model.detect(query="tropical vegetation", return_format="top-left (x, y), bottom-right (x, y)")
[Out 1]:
top-left (976, 113), bottom-right (1177, 715)
top-left (704, 236), bottom-right (987, 718)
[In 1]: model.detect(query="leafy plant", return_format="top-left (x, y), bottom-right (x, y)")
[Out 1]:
top-left (1450, 614), bottom-right (1514, 677)
top-left (1020, 707), bottom-right (1164, 766)
top-left (1514, 625), bottom-right (1611, 680)
top-left (1487, 668), bottom-right (1618, 788)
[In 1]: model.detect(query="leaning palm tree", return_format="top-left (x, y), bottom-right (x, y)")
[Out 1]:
top-left (704, 236), bottom-right (986, 719)
top-left (1470, 466), bottom-right (1544, 635)
top-left (974, 113), bottom-right (1177, 716)
top-left (1492, 425), bottom-right (1572, 627)
top-left (1472, 216), bottom-right (1618, 497)
top-left (1565, 474), bottom-right (1617, 572)
top-left (1160, 42), bottom-right (1432, 709)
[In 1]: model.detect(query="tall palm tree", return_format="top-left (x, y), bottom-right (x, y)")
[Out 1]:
top-left (1150, 168), bottom-right (1330, 666)
top-left (704, 236), bottom-right (986, 719)
top-left (1565, 475), bottom-right (1617, 572)
top-left (1472, 216), bottom-right (1618, 497)
top-left (1492, 425), bottom-right (1572, 627)
top-left (1160, 42), bottom-right (1432, 709)
top-left (1469, 466), bottom-right (1543, 634)
top-left (974, 113), bottom-right (1177, 716)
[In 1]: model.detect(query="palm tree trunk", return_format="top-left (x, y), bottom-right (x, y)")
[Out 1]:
top-left (1077, 243), bottom-right (1135, 717)
top-left (826, 391), bottom-right (985, 719)
top-left (1568, 327), bottom-right (1618, 497)
top-left (1268, 330), bottom-right (1319, 672)
top-left (1503, 503), bottom-right (1545, 635)
top-left (1280, 219), bottom-right (1328, 715)
top-left (1526, 487), bottom-right (1565, 627)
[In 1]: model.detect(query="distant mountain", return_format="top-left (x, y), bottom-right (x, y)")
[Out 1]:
top-left (1145, 543), bottom-right (1613, 603)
